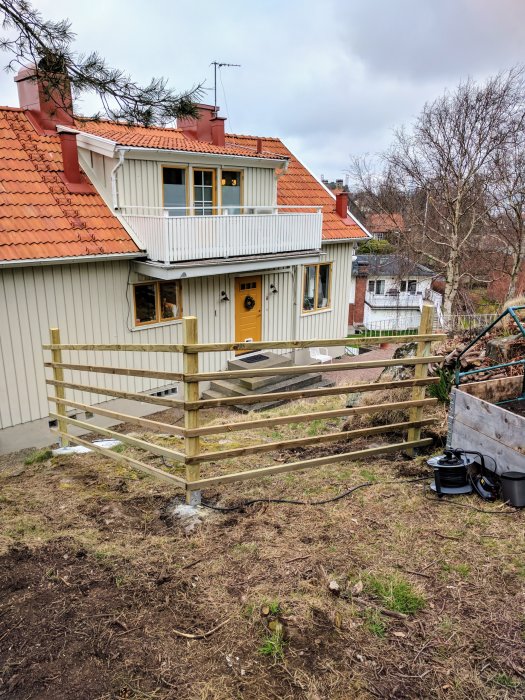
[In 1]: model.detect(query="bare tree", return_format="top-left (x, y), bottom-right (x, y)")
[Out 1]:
top-left (0, 0), bottom-right (202, 125)
top-left (364, 69), bottom-right (525, 315)
top-left (488, 131), bottom-right (525, 299)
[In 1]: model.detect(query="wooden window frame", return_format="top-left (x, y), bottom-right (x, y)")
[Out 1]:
top-left (219, 168), bottom-right (244, 214)
top-left (193, 167), bottom-right (216, 215)
top-left (133, 280), bottom-right (183, 327)
top-left (302, 262), bottom-right (333, 314)
top-left (162, 165), bottom-right (189, 215)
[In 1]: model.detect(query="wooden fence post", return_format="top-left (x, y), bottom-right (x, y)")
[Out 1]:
top-left (183, 316), bottom-right (201, 505)
top-left (407, 302), bottom-right (434, 455)
top-left (50, 327), bottom-right (69, 446)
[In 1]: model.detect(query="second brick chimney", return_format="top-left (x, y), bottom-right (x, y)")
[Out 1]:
top-left (335, 191), bottom-right (348, 219)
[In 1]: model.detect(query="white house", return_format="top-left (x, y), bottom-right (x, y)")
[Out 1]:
top-left (349, 254), bottom-right (440, 332)
top-left (0, 66), bottom-right (369, 450)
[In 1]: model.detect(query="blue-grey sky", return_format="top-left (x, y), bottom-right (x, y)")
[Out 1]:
top-left (1, 0), bottom-right (525, 180)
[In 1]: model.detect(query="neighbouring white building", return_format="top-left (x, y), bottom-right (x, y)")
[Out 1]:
top-left (349, 254), bottom-right (441, 332)
top-left (0, 66), bottom-right (370, 449)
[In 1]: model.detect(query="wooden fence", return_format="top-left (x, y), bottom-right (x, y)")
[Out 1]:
top-left (43, 303), bottom-right (444, 504)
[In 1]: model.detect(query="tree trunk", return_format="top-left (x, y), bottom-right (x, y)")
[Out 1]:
top-left (443, 257), bottom-right (461, 317)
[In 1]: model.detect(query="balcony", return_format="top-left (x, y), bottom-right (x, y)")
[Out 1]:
top-left (121, 206), bottom-right (323, 264)
top-left (366, 291), bottom-right (424, 309)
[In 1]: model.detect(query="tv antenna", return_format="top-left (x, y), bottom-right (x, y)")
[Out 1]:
top-left (211, 61), bottom-right (241, 115)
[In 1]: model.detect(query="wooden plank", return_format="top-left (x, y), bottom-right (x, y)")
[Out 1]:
top-left (187, 419), bottom-right (435, 464)
top-left (407, 303), bottom-right (434, 455)
top-left (46, 378), bottom-right (184, 408)
top-left (188, 376), bottom-right (441, 409)
top-left (49, 328), bottom-right (68, 446)
top-left (43, 343), bottom-right (184, 353)
top-left (452, 389), bottom-right (525, 454)
top-left (182, 317), bottom-right (201, 504)
top-left (50, 429), bottom-right (186, 486)
top-left (49, 412), bottom-right (186, 463)
top-left (49, 396), bottom-right (185, 437)
top-left (186, 356), bottom-right (444, 382)
top-left (44, 362), bottom-right (184, 382)
top-left (459, 375), bottom-right (523, 403)
top-left (186, 438), bottom-right (434, 489)
top-left (449, 421), bottom-right (525, 473)
top-left (186, 397), bottom-right (437, 437)
top-left (185, 334), bottom-right (446, 353)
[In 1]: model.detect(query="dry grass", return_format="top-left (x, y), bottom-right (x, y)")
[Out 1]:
top-left (0, 406), bottom-right (523, 700)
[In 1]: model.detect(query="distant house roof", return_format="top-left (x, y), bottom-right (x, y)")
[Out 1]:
top-left (0, 108), bottom-right (140, 263)
top-left (355, 254), bottom-right (435, 277)
top-left (367, 213), bottom-right (404, 234)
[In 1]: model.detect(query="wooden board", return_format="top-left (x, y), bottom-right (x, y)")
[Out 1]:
top-left (185, 334), bottom-right (446, 353)
top-left (459, 375), bottom-right (524, 403)
top-left (185, 397), bottom-right (437, 437)
top-left (43, 343), bottom-right (184, 353)
top-left (186, 418), bottom-right (435, 464)
top-left (186, 438), bottom-right (433, 489)
top-left (450, 389), bottom-right (525, 473)
top-left (50, 429), bottom-right (186, 486)
top-left (46, 379), bottom-right (184, 409)
top-left (44, 362), bottom-right (184, 382)
top-left (186, 356), bottom-right (444, 383)
top-left (188, 376), bottom-right (440, 410)
top-left (50, 412), bottom-right (186, 463)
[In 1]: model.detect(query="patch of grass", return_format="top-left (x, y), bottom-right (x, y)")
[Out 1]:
top-left (364, 573), bottom-right (425, 614)
top-left (258, 629), bottom-right (285, 660)
top-left (24, 448), bottom-right (53, 465)
top-left (110, 443), bottom-right (126, 453)
top-left (266, 600), bottom-right (281, 615)
top-left (359, 468), bottom-right (379, 484)
top-left (362, 609), bottom-right (386, 637)
top-left (492, 672), bottom-right (520, 688)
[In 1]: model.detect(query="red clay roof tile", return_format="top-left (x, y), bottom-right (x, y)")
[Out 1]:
top-left (0, 109), bottom-right (139, 262)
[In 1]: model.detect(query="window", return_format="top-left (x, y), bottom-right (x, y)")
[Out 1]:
top-left (303, 263), bottom-right (331, 312)
top-left (134, 281), bottom-right (182, 326)
top-left (163, 167), bottom-right (187, 215)
top-left (369, 279), bottom-right (385, 295)
top-left (221, 170), bottom-right (242, 214)
top-left (193, 169), bottom-right (215, 215)
top-left (400, 279), bottom-right (417, 294)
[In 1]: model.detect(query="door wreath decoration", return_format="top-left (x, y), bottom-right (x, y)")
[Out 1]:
top-left (244, 295), bottom-right (256, 310)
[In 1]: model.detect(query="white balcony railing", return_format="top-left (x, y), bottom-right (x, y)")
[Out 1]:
top-left (366, 291), bottom-right (423, 308)
top-left (121, 206), bottom-right (323, 264)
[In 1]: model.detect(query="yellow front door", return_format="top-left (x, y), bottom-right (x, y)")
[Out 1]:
top-left (235, 276), bottom-right (262, 352)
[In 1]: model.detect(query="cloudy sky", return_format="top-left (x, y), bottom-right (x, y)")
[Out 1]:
top-left (1, 0), bottom-right (525, 180)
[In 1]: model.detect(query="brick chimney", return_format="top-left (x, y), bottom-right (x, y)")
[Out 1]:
top-left (335, 192), bottom-right (348, 219)
top-left (178, 104), bottom-right (226, 146)
top-left (15, 65), bottom-right (74, 134)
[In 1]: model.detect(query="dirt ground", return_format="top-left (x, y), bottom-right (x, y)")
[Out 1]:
top-left (1, 406), bottom-right (524, 700)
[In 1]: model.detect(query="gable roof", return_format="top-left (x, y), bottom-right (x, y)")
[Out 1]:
top-left (356, 254), bottom-right (435, 277)
top-left (225, 135), bottom-right (368, 240)
top-left (0, 108), bottom-right (140, 263)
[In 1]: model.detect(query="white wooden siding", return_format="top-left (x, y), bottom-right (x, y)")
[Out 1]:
top-left (0, 240), bottom-right (354, 430)
top-left (297, 243), bottom-right (353, 348)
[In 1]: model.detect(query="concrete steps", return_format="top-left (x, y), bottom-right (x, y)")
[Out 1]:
top-left (201, 351), bottom-right (335, 412)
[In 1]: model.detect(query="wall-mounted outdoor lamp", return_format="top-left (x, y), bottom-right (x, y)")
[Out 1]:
top-left (269, 284), bottom-right (278, 294)
top-left (220, 291), bottom-right (230, 302)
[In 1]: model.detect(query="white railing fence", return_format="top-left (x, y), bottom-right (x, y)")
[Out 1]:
top-left (121, 206), bottom-right (323, 263)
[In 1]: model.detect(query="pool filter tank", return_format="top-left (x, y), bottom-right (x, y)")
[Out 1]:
top-left (427, 449), bottom-right (476, 496)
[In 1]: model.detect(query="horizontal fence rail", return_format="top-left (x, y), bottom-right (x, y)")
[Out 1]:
top-left (44, 303), bottom-right (442, 502)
